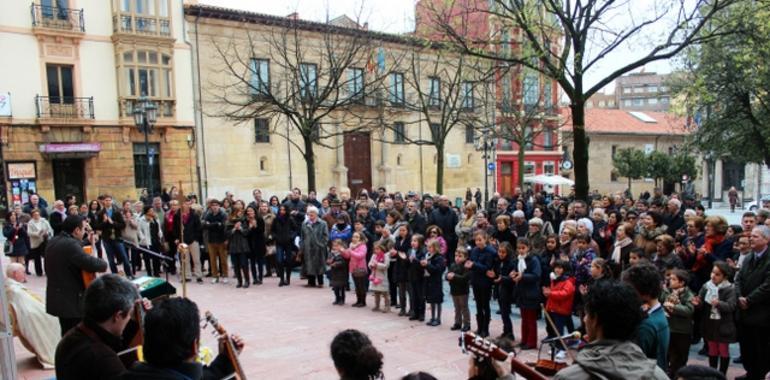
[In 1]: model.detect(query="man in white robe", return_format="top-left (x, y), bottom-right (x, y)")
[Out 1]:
top-left (5, 262), bottom-right (60, 368)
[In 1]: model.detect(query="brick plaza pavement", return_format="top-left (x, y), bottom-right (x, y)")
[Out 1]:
top-left (13, 267), bottom-right (742, 379)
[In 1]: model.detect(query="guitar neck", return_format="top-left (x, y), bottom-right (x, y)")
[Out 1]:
top-left (224, 337), bottom-right (246, 380)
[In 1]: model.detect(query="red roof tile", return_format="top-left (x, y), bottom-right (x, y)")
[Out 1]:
top-left (562, 108), bottom-right (692, 135)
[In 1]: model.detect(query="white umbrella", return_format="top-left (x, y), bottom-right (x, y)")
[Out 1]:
top-left (522, 174), bottom-right (575, 186)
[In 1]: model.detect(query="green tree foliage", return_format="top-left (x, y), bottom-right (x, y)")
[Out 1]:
top-left (612, 148), bottom-right (647, 193)
top-left (676, 2), bottom-right (770, 169)
top-left (646, 151), bottom-right (673, 188)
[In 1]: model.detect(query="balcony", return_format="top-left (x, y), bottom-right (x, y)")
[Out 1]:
top-left (35, 96), bottom-right (94, 119)
top-left (120, 98), bottom-right (174, 119)
top-left (113, 14), bottom-right (171, 37)
top-left (31, 3), bottom-right (85, 33)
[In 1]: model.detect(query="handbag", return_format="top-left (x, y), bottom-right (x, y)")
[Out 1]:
top-left (3, 239), bottom-right (13, 255)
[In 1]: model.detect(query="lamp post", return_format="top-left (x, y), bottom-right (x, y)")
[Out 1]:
top-left (704, 151), bottom-right (715, 209)
top-left (133, 96), bottom-right (158, 197)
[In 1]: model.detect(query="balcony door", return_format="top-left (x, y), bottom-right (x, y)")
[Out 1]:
top-left (46, 64), bottom-right (74, 104)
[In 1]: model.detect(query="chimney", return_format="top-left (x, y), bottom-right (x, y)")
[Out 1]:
top-left (287, 12), bottom-right (299, 20)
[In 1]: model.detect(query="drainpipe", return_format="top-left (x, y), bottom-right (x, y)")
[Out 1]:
top-left (188, 10), bottom-right (208, 199)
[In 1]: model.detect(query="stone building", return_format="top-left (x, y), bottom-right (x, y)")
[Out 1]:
top-left (185, 4), bottom-right (485, 201)
top-left (616, 72), bottom-right (673, 112)
top-left (0, 0), bottom-right (197, 206)
top-left (562, 108), bottom-right (702, 196)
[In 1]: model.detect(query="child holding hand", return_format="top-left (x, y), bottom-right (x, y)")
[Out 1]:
top-left (327, 239), bottom-right (349, 305)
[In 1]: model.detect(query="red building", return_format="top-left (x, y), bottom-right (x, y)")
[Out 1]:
top-left (415, 0), bottom-right (563, 197)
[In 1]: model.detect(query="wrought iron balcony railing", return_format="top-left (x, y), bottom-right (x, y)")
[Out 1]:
top-left (113, 14), bottom-right (171, 37)
top-left (31, 3), bottom-right (85, 32)
top-left (35, 96), bottom-right (94, 119)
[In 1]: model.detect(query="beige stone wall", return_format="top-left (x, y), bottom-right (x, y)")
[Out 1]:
top-left (565, 133), bottom-right (703, 196)
top-left (3, 125), bottom-right (196, 203)
top-left (190, 16), bottom-right (484, 201)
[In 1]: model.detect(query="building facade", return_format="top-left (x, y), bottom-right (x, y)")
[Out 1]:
top-left (563, 109), bottom-right (702, 196)
top-left (0, 0), bottom-right (197, 207)
top-left (616, 72), bottom-right (673, 112)
top-left (186, 4), bottom-right (485, 201)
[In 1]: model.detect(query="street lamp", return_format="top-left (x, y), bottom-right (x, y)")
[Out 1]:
top-left (133, 96), bottom-right (158, 197)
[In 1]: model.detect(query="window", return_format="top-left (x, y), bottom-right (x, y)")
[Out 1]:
top-left (611, 169), bottom-right (619, 182)
top-left (259, 157), bottom-right (269, 172)
top-left (116, 0), bottom-right (171, 36)
top-left (133, 143), bottom-right (161, 195)
top-left (249, 58), bottom-right (270, 97)
top-left (393, 122), bottom-right (406, 143)
top-left (461, 81), bottom-right (474, 110)
top-left (524, 126), bottom-right (533, 150)
top-left (633, 98), bottom-right (644, 106)
top-left (648, 85), bottom-right (658, 93)
top-left (429, 77), bottom-right (441, 107)
top-left (501, 73), bottom-right (512, 111)
top-left (623, 87), bottom-right (632, 94)
top-left (46, 64), bottom-right (74, 104)
top-left (523, 161), bottom-right (535, 176)
top-left (41, 0), bottom-right (69, 20)
top-left (660, 97), bottom-right (670, 104)
top-left (633, 87), bottom-right (644, 93)
top-left (544, 161), bottom-right (555, 175)
top-left (611, 145), bottom-right (618, 158)
top-left (430, 123), bottom-right (441, 144)
top-left (598, 100), bottom-right (605, 107)
top-left (397, 154), bottom-right (403, 166)
top-left (390, 72), bottom-right (405, 105)
top-left (648, 97), bottom-right (658, 105)
top-left (118, 49), bottom-right (174, 117)
top-left (543, 127), bottom-right (553, 150)
top-left (543, 81), bottom-right (553, 110)
top-left (501, 30), bottom-right (511, 57)
top-left (254, 118), bottom-right (270, 143)
top-left (348, 67), bottom-right (364, 101)
top-left (659, 86), bottom-right (668, 92)
top-left (299, 63), bottom-right (317, 100)
top-left (623, 99), bottom-right (632, 107)
top-left (523, 73), bottom-right (539, 109)
top-left (465, 124), bottom-right (474, 144)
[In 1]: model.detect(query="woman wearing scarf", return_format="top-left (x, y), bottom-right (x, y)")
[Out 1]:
top-left (634, 211), bottom-right (668, 257)
top-left (692, 261), bottom-right (737, 376)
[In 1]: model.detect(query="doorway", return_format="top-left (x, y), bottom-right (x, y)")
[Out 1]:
top-left (343, 132), bottom-right (372, 198)
top-left (52, 159), bottom-right (85, 204)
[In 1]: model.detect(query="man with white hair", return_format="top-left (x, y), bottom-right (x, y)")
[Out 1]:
top-left (5, 262), bottom-right (60, 368)
top-left (734, 225), bottom-right (770, 380)
top-left (664, 198), bottom-right (685, 236)
top-left (49, 200), bottom-right (67, 236)
top-left (300, 206), bottom-right (329, 287)
top-left (511, 210), bottom-right (528, 237)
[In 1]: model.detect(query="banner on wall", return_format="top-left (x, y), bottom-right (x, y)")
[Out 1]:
top-left (7, 162), bottom-right (36, 206)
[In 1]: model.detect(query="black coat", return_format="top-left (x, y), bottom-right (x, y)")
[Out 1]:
top-left (96, 206), bottom-right (126, 241)
top-left (271, 215), bottom-right (295, 248)
top-left (734, 250), bottom-right (770, 327)
top-left (494, 255), bottom-right (516, 304)
top-left (405, 212), bottom-right (427, 236)
top-left (245, 217), bottom-right (266, 258)
top-left (45, 232), bottom-right (108, 318)
top-left (424, 253), bottom-right (446, 303)
top-left (446, 262), bottom-right (470, 296)
top-left (492, 228), bottom-right (516, 247)
top-left (121, 354), bottom-right (233, 380)
top-left (511, 254), bottom-right (542, 309)
top-left (393, 234), bottom-right (411, 283)
top-left (50, 211), bottom-right (66, 236)
top-left (202, 210), bottom-right (227, 244)
top-left (328, 253), bottom-right (349, 288)
top-left (55, 319), bottom-right (135, 380)
top-left (173, 211), bottom-right (202, 245)
top-left (469, 244), bottom-right (497, 288)
top-left (407, 247), bottom-right (427, 284)
top-left (430, 206), bottom-right (459, 241)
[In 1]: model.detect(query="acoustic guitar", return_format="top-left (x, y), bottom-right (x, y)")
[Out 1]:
top-left (204, 311), bottom-right (246, 380)
top-left (460, 331), bottom-right (547, 380)
top-left (81, 234), bottom-right (97, 288)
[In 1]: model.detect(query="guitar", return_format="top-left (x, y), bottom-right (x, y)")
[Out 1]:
top-left (460, 331), bottom-right (547, 380)
top-left (204, 311), bottom-right (246, 380)
top-left (81, 232), bottom-right (97, 288)
top-left (117, 300), bottom-right (146, 367)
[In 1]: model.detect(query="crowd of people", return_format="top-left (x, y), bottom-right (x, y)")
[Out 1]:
top-left (4, 184), bottom-right (770, 380)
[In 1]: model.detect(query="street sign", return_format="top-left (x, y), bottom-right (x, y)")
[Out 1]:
top-left (561, 160), bottom-right (573, 170)
top-left (487, 163), bottom-right (495, 171)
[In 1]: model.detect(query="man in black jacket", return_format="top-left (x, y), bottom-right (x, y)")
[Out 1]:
top-left (735, 226), bottom-right (770, 380)
top-left (97, 194), bottom-right (133, 279)
top-left (203, 199), bottom-right (228, 284)
top-left (55, 274), bottom-right (144, 380)
top-left (664, 198), bottom-right (685, 237)
top-left (431, 195), bottom-right (459, 263)
top-left (405, 201), bottom-right (427, 236)
top-left (49, 200), bottom-right (67, 236)
top-left (45, 215), bottom-right (108, 335)
top-left (121, 297), bottom-right (243, 380)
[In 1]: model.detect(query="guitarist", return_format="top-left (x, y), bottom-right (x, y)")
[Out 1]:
top-left (121, 297), bottom-right (244, 380)
top-left (45, 215), bottom-right (108, 335)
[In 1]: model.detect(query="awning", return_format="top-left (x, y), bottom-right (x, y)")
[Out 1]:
top-left (39, 143), bottom-right (101, 159)
top-left (522, 174), bottom-right (575, 186)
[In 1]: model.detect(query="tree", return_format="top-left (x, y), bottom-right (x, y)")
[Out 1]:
top-left (421, 0), bottom-right (741, 200)
top-left (674, 2), bottom-right (770, 169)
top-left (208, 15), bottom-right (393, 191)
top-left (645, 151), bottom-right (673, 188)
top-left (381, 46), bottom-right (489, 194)
top-left (667, 151), bottom-right (699, 185)
top-left (612, 148), bottom-right (646, 194)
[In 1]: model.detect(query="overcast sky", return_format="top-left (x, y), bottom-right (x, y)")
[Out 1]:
top-left (201, 0), bottom-right (674, 94)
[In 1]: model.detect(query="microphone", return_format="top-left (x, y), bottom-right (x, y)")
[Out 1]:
top-left (541, 331), bottom-right (581, 344)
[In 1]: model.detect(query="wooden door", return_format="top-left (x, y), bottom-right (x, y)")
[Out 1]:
top-left (500, 162), bottom-right (513, 197)
top-left (344, 132), bottom-right (372, 197)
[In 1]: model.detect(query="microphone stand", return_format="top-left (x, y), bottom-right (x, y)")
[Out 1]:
top-left (120, 240), bottom-right (174, 283)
